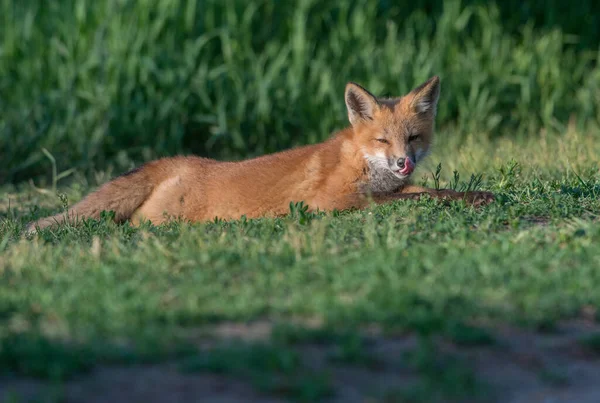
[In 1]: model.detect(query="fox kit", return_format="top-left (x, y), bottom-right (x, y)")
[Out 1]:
top-left (27, 76), bottom-right (494, 233)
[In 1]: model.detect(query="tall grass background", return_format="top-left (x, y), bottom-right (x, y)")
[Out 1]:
top-left (1, 0), bottom-right (599, 184)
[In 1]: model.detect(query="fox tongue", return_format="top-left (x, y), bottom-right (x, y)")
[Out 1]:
top-left (400, 158), bottom-right (414, 175)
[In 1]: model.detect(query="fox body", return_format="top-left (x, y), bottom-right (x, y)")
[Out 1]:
top-left (27, 76), bottom-right (493, 232)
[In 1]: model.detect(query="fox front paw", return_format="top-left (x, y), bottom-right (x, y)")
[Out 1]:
top-left (435, 189), bottom-right (495, 206)
top-left (463, 191), bottom-right (495, 206)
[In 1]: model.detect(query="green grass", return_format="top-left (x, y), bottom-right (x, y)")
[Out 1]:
top-left (399, 340), bottom-right (488, 402)
top-left (179, 343), bottom-right (333, 401)
top-left (1, 0), bottom-right (600, 183)
top-left (2, 0), bottom-right (600, 400)
top-left (579, 333), bottom-right (600, 355)
top-left (1, 129), bottom-right (600, 400)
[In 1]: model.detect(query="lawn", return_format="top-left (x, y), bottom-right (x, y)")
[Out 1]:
top-left (2, 0), bottom-right (600, 401)
top-left (1, 129), bottom-right (599, 402)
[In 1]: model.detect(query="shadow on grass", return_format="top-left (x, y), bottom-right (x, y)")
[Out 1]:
top-left (0, 313), bottom-right (501, 403)
top-left (559, 184), bottom-right (600, 198)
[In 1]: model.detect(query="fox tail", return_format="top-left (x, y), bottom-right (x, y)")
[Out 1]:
top-left (25, 163), bottom-right (163, 234)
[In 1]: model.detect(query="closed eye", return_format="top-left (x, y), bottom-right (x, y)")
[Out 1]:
top-left (408, 134), bottom-right (419, 142)
top-left (375, 138), bottom-right (390, 144)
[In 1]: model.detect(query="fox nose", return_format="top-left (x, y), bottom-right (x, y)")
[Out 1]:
top-left (397, 157), bottom-right (406, 169)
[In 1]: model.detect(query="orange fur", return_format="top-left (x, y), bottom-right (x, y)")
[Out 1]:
top-left (26, 76), bottom-right (494, 233)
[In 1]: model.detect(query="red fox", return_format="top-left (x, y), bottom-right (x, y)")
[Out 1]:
top-left (26, 76), bottom-right (494, 233)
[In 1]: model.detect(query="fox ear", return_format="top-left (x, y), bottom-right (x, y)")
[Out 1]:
top-left (345, 82), bottom-right (379, 126)
top-left (409, 76), bottom-right (440, 115)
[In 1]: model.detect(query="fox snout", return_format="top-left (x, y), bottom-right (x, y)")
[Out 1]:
top-left (397, 157), bottom-right (407, 169)
top-left (390, 156), bottom-right (415, 176)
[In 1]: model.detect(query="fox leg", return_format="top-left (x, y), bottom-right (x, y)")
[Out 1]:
top-left (327, 192), bottom-right (425, 212)
top-left (130, 176), bottom-right (187, 226)
top-left (310, 186), bottom-right (495, 215)
top-left (398, 185), bottom-right (495, 206)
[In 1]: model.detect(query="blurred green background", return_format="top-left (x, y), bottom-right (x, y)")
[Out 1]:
top-left (1, 0), bottom-right (599, 184)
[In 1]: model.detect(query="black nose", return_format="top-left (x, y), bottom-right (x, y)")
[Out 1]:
top-left (397, 157), bottom-right (406, 169)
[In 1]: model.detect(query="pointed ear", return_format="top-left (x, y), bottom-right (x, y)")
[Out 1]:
top-left (345, 82), bottom-right (379, 126)
top-left (409, 76), bottom-right (440, 115)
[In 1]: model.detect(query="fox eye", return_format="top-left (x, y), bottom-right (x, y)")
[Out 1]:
top-left (375, 138), bottom-right (390, 144)
top-left (408, 134), bottom-right (420, 142)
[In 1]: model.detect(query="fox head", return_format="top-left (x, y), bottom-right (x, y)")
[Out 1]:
top-left (345, 76), bottom-right (440, 185)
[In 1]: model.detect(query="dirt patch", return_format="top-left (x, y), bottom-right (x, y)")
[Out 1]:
top-left (1, 366), bottom-right (286, 403)
top-left (3, 320), bottom-right (600, 403)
